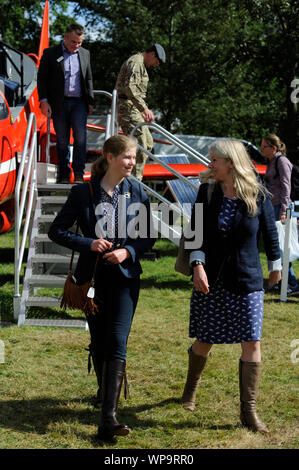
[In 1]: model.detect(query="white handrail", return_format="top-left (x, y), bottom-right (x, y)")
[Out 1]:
top-left (130, 174), bottom-right (189, 219)
top-left (105, 114), bottom-right (111, 141)
top-left (131, 121), bottom-right (210, 166)
top-left (46, 117), bottom-right (50, 163)
top-left (129, 121), bottom-right (210, 191)
top-left (93, 89), bottom-right (112, 100)
top-left (280, 207), bottom-right (291, 302)
top-left (14, 112), bottom-right (37, 319)
top-left (93, 89), bottom-right (119, 139)
top-left (110, 89), bottom-right (118, 136)
top-left (130, 123), bottom-right (204, 191)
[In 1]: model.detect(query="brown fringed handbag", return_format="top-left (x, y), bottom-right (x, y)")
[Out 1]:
top-left (60, 248), bottom-right (100, 316)
top-left (60, 182), bottom-right (100, 317)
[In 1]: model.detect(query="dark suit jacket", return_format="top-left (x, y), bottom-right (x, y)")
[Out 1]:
top-left (48, 178), bottom-right (155, 283)
top-left (37, 43), bottom-right (94, 112)
top-left (188, 182), bottom-right (280, 294)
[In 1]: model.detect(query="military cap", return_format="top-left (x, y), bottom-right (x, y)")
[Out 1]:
top-left (153, 43), bottom-right (166, 63)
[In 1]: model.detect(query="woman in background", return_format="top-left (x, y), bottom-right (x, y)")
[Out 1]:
top-left (262, 134), bottom-right (299, 294)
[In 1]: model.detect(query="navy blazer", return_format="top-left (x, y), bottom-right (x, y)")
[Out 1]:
top-left (189, 182), bottom-right (280, 294)
top-left (37, 43), bottom-right (94, 112)
top-left (48, 178), bottom-right (155, 283)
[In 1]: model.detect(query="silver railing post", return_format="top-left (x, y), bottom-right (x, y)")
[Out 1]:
top-left (14, 112), bottom-right (37, 320)
top-left (92, 89), bottom-right (119, 141)
top-left (130, 122), bottom-right (208, 191)
top-left (46, 117), bottom-right (50, 163)
top-left (280, 205), bottom-right (293, 302)
top-left (130, 121), bottom-right (210, 166)
top-left (111, 89), bottom-right (118, 136)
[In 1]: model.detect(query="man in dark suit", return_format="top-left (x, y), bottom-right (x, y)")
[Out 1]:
top-left (37, 23), bottom-right (94, 183)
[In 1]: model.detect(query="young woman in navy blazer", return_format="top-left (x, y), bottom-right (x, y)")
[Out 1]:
top-left (49, 135), bottom-right (155, 440)
top-left (181, 139), bottom-right (281, 433)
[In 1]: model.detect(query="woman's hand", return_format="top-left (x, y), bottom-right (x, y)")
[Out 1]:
top-left (268, 270), bottom-right (282, 287)
top-left (102, 248), bottom-right (130, 264)
top-left (193, 265), bottom-right (209, 294)
top-left (91, 239), bottom-right (113, 253)
top-left (279, 213), bottom-right (286, 223)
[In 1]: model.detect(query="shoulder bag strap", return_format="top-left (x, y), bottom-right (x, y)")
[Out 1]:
top-left (67, 181), bottom-right (99, 276)
top-left (68, 223), bottom-right (79, 274)
top-left (88, 181), bottom-right (100, 281)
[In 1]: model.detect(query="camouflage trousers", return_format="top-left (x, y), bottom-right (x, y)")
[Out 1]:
top-left (118, 103), bottom-right (153, 180)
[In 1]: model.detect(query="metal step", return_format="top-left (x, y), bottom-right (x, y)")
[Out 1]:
top-left (29, 274), bottom-right (66, 287)
top-left (23, 318), bottom-right (87, 328)
top-left (38, 183), bottom-right (75, 191)
top-left (40, 196), bottom-right (67, 204)
top-left (37, 214), bottom-right (56, 223)
top-left (34, 233), bottom-right (51, 243)
top-left (25, 296), bottom-right (61, 307)
top-left (31, 253), bottom-right (78, 263)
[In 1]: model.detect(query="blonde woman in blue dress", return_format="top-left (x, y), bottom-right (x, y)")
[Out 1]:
top-left (181, 139), bottom-right (281, 433)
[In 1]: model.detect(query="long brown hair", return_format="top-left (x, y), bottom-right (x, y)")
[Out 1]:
top-left (91, 135), bottom-right (137, 179)
top-left (263, 134), bottom-right (287, 156)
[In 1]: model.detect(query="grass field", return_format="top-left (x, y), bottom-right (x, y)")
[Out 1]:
top-left (0, 229), bottom-right (298, 449)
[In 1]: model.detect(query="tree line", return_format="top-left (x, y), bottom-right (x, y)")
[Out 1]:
top-left (1, 0), bottom-right (298, 160)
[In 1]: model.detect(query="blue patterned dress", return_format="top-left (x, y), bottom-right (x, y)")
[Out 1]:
top-left (189, 196), bottom-right (264, 344)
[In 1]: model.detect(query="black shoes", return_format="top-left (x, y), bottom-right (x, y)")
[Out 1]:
top-left (97, 360), bottom-right (130, 440)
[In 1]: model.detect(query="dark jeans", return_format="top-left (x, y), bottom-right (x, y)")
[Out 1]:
top-left (52, 98), bottom-right (88, 178)
top-left (87, 264), bottom-right (140, 362)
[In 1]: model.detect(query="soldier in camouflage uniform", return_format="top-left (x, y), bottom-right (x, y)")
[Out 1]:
top-left (115, 44), bottom-right (166, 180)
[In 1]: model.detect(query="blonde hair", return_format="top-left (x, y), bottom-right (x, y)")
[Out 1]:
top-left (263, 134), bottom-right (286, 156)
top-left (91, 135), bottom-right (137, 179)
top-left (201, 139), bottom-right (266, 216)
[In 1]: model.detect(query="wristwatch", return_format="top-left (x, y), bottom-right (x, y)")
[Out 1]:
top-left (191, 260), bottom-right (203, 267)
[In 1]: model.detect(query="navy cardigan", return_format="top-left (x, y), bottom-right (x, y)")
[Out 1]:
top-left (188, 182), bottom-right (280, 294)
top-left (48, 177), bottom-right (155, 283)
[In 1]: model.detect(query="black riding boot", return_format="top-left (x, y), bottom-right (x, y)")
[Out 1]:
top-left (87, 344), bottom-right (103, 408)
top-left (98, 359), bottom-right (130, 439)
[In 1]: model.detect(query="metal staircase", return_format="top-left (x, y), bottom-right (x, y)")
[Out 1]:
top-left (16, 183), bottom-right (87, 328)
top-left (14, 91), bottom-right (119, 328)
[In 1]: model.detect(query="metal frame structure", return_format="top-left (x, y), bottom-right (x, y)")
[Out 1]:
top-left (14, 112), bottom-right (37, 319)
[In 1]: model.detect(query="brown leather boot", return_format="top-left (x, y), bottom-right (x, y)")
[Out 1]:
top-left (181, 346), bottom-right (208, 411)
top-left (239, 359), bottom-right (269, 433)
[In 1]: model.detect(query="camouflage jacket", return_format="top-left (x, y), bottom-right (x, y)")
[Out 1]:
top-left (115, 53), bottom-right (149, 113)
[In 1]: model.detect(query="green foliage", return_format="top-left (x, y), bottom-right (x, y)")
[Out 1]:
top-left (76, 0), bottom-right (298, 156)
top-left (0, 1), bottom-right (73, 51)
top-left (1, 0), bottom-right (298, 158)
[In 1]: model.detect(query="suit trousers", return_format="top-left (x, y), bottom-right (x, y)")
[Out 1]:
top-left (52, 97), bottom-right (88, 178)
top-left (87, 263), bottom-right (140, 362)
